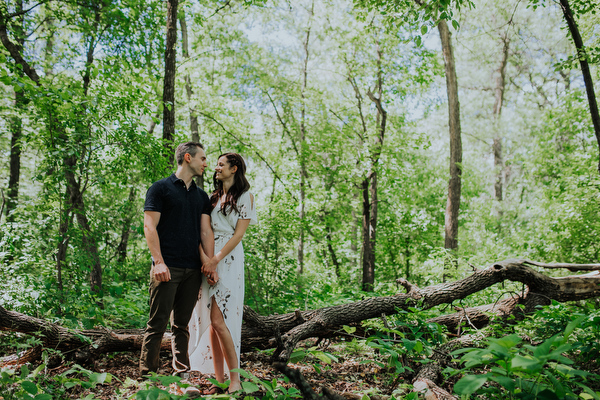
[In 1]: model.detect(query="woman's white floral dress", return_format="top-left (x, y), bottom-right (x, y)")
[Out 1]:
top-left (188, 190), bottom-right (257, 373)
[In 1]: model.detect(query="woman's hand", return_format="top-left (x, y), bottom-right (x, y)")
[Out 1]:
top-left (202, 256), bottom-right (219, 285)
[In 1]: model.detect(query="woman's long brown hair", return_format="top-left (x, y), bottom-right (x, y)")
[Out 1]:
top-left (210, 153), bottom-right (250, 215)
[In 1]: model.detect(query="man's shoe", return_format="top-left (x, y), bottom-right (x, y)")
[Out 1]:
top-left (183, 386), bottom-right (202, 398)
top-left (170, 372), bottom-right (201, 398)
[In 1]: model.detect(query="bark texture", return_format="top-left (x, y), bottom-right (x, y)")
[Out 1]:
top-left (438, 20), bottom-right (462, 253)
top-left (179, 14), bottom-right (204, 189)
top-left (558, 0), bottom-right (600, 173)
top-left (162, 0), bottom-right (179, 166)
top-left (361, 39), bottom-right (387, 292)
top-left (6, 0), bottom-right (25, 222)
top-left (2, 259), bottom-right (599, 396)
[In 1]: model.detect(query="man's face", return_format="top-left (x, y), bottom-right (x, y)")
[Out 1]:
top-left (189, 148), bottom-right (208, 177)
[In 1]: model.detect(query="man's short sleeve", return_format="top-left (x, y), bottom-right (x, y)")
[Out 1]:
top-left (200, 189), bottom-right (211, 215)
top-left (144, 181), bottom-right (164, 212)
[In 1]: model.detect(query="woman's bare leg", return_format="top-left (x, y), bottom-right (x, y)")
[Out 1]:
top-left (210, 297), bottom-right (241, 392)
top-left (209, 325), bottom-right (225, 383)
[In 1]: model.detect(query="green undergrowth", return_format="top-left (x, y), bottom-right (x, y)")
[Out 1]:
top-left (1, 300), bottom-right (599, 399)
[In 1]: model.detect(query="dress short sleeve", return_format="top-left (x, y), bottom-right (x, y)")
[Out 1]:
top-left (237, 191), bottom-right (257, 225)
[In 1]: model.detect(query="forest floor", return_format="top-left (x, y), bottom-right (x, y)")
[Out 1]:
top-left (19, 340), bottom-right (413, 399)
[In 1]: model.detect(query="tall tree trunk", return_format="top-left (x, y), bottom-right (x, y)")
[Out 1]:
top-left (116, 187), bottom-right (137, 265)
top-left (179, 14), bottom-right (204, 189)
top-left (297, 3), bottom-right (313, 276)
top-left (56, 204), bottom-right (72, 299)
top-left (162, 0), bottom-right (179, 167)
top-left (77, 8), bottom-right (103, 295)
top-left (6, 0), bottom-right (25, 222)
top-left (558, 0), bottom-right (600, 173)
top-left (438, 20), bottom-right (462, 255)
top-left (404, 236), bottom-right (410, 280)
top-left (493, 32), bottom-right (509, 204)
top-left (361, 178), bottom-right (373, 291)
top-left (362, 41), bottom-right (387, 292)
top-left (43, 11), bottom-right (55, 76)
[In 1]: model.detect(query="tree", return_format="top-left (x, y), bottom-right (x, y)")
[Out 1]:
top-left (437, 18), bottom-right (462, 264)
top-left (162, 0), bottom-right (179, 166)
top-left (179, 12), bottom-right (204, 188)
top-left (555, 0), bottom-right (600, 172)
top-left (344, 30), bottom-right (388, 292)
top-left (5, 0), bottom-right (24, 222)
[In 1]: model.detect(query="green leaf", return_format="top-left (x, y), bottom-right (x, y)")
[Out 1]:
top-left (90, 372), bottom-right (109, 384)
top-left (562, 315), bottom-right (586, 343)
top-left (511, 355), bottom-right (543, 373)
top-left (241, 381), bottom-right (260, 393)
top-left (33, 395), bottom-right (53, 400)
top-left (536, 389), bottom-right (561, 400)
top-left (342, 325), bottom-right (356, 334)
top-left (421, 25), bottom-right (428, 35)
top-left (20, 365), bottom-right (30, 379)
top-left (21, 380), bottom-right (38, 395)
top-left (289, 349), bottom-right (306, 363)
top-left (488, 375), bottom-right (515, 392)
top-left (453, 374), bottom-right (488, 396)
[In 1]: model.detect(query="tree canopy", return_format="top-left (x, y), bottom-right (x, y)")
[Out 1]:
top-left (0, 0), bottom-right (599, 398)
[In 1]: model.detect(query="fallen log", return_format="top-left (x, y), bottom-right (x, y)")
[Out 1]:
top-left (1, 259), bottom-right (598, 366)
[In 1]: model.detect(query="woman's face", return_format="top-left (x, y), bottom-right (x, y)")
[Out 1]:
top-left (215, 156), bottom-right (236, 181)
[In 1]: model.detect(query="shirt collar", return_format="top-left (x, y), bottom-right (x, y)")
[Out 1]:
top-left (169, 173), bottom-right (197, 190)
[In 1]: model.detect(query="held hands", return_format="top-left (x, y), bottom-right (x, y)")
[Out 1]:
top-left (152, 261), bottom-right (171, 282)
top-left (201, 256), bottom-right (219, 285)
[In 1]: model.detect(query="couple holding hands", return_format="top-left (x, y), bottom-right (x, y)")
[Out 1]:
top-left (139, 142), bottom-right (256, 396)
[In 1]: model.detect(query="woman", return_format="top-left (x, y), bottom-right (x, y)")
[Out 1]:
top-left (188, 153), bottom-right (256, 394)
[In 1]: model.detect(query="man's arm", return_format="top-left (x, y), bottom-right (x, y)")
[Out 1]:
top-left (144, 211), bottom-right (171, 282)
top-left (200, 214), bottom-right (216, 281)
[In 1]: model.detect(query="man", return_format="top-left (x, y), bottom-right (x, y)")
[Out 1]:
top-left (140, 142), bottom-right (216, 395)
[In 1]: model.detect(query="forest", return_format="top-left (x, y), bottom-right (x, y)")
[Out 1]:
top-left (0, 0), bottom-right (599, 398)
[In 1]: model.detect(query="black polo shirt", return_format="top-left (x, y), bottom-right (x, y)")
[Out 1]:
top-left (144, 173), bottom-right (211, 269)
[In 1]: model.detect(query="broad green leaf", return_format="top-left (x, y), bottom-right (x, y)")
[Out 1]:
top-left (511, 355), bottom-right (543, 372)
top-left (453, 374), bottom-right (488, 396)
top-left (242, 381), bottom-right (260, 393)
top-left (21, 381), bottom-right (38, 395)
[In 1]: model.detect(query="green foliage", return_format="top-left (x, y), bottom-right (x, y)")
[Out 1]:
top-left (135, 374), bottom-right (187, 400)
top-left (0, 0), bottom-right (600, 397)
top-left (0, 362), bottom-right (112, 400)
top-left (235, 369), bottom-right (303, 399)
top-left (452, 318), bottom-right (600, 399)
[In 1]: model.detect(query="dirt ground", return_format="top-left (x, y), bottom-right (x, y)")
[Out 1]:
top-left (36, 345), bottom-right (405, 399)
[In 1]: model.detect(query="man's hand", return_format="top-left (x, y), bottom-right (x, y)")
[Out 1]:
top-left (202, 257), bottom-right (219, 285)
top-left (153, 261), bottom-right (171, 282)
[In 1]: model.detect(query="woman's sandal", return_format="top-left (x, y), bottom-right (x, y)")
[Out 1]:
top-left (204, 384), bottom-right (224, 395)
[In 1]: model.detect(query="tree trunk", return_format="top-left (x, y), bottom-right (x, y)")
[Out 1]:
top-left (6, 0), bottom-right (25, 222)
top-left (116, 187), bottom-right (137, 265)
top-left (326, 230), bottom-right (341, 278)
top-left (361, 42), bottom-right (387, 292)
top-left (2, 259), bottom-right (600, 400)
top-left (558, 0), bottom-right (600, 173)
top-left (4, 260), bottom-right (599, 361)
top-left (361, 177), bottom-right (374, 291)
top-left (438, 20), bottom-right (462, 255)
top-left (162, 0), bottom-right (179, 167)
top-left (493, 32), bottom-right (509, 203)
top-left (179, 14), bottom-right (204, 189)
top-left (297, 3), bottom-right (313, 276)
top-left (43, 9), bottom-right (55, 76)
